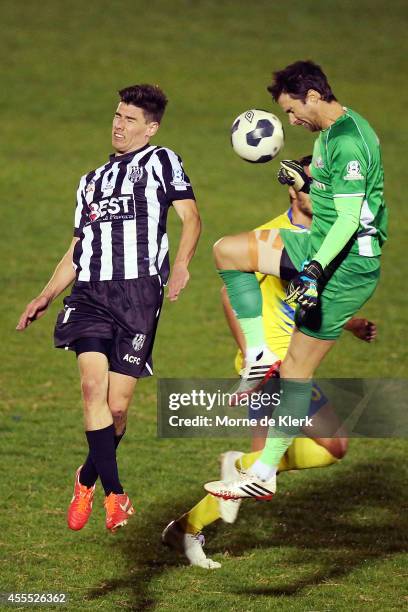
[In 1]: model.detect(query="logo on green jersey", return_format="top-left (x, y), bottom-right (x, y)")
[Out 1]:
top-left (344, 160), bottom-right (364, 181)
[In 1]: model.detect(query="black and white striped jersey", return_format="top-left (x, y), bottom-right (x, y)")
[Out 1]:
top-left (72, 143), bottom-right (195, 282)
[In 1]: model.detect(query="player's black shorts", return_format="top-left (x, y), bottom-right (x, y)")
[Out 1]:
top-left (54, 275), bottom-right (163, 378)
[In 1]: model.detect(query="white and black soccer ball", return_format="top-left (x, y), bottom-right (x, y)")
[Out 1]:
top-left (231, 109), bottom-right (284, 163)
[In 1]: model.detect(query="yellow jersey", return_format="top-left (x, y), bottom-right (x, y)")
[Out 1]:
top-left (235, 210), bottom-right (307, 372)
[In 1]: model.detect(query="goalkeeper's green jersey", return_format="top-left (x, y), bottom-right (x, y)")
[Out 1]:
top-left (310, 107), bottom-right (387, 258)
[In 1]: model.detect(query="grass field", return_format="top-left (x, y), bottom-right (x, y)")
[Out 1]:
top-left (1, 0), bottom-right (407, 610)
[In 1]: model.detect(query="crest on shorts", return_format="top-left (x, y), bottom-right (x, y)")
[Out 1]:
top-left (132, 333), bottom-right (146, 352)
top-left (128, 165), bottom-right (144, 183)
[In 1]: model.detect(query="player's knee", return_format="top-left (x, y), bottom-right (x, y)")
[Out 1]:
top-left (280, 356), bottom-right (299, 378)
top-left (325, 437), bottom-right (348, 459)
top-left (81, 377), bottom-right (106, 405)
top-left (110, 404), bottom-right (128, 421)
top-left (335, 437), bottom-right (348, 459)
top-left (109, 393), bottom-right (132, 420)
top-left (280, 354), bottom-right (313, 379)
top-left (213, 236), bottom-right (228, 262)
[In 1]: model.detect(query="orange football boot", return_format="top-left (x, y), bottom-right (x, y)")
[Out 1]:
top-left (104, 492), bottom-right (135, 532)
top-left (67, 466), bottom-right (96, 531)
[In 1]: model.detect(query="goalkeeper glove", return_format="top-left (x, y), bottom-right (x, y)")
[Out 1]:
top-left (277, 160), bottom-right (312, 193)
top-left (285, 260), bottom-right (323, 309)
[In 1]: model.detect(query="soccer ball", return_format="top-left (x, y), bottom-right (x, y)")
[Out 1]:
top-left (231, 109), bottom-right (284, 163)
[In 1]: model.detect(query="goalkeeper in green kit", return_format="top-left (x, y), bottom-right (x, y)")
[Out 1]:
top-left (205, 60), bottom-right (388, 501)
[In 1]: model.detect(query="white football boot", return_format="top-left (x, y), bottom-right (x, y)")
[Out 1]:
top-left (205, 468), bottom-right (276, 501)
top-left (218, 451), bottom-right (244, 524)
top-left (229, 348), bottom-right (281, 406)
top-left (162, 520), bottom-right (221, 569)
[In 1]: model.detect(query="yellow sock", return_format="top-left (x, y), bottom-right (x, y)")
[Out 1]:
top-left (237, 439), bottom-right (338, 473)
top-left (178, 494), bottom-right (221, 534)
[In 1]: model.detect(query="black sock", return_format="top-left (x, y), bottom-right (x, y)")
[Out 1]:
top-left (79, 428), bottom-right (126, 488)
top-left (84, 424), bottom-right (124, 495)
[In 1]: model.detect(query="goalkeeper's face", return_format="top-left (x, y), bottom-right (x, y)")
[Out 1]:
top-left (289, 187), bottom-right (312, 217)
top-left (278, 93), bottom-right (321, 132)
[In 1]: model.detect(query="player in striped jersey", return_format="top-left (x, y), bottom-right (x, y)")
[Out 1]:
top-left (17, 84), bottom-right (201, 532)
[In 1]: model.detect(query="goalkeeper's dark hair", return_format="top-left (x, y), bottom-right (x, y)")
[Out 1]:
top-left (267, 61), bottom-right (337, 103)
top-left (118, 84), bottom-right (168, 123)
top-left (298, 154), bottom-right (313, 168)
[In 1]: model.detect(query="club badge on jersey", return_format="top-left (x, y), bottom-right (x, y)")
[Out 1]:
top-left (128, 166), bottom-right (144, 183)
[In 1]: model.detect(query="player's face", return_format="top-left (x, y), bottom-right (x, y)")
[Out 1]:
top-left (277, 93), bottom-right (321, 132)
top-left (112, 103), bottom-right (159, 154)
top-left (290, 188), bottom-right (312, 216)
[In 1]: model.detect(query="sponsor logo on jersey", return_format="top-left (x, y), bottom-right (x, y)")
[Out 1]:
top-left (344, 160), bottom-right (364, 181)
top-left (123, 354), bottom-right (141, 364)
top-left (128, 165), bottom-right (144, 183)
top-left (89, 202), bottom-right (101, 222)
top-left (314, 156), bottom-right (324, 168)
top-left (312, 180), bottom-right (326, 190)
top-left (132, 333), bottom-right (146, 352)
top-left (87, 195), bottom-right (134, 223)
top-left (170, 167), bottom-right (190, 188)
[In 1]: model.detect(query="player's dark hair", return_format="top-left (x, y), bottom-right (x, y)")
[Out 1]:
top-left (118, 84), bottom-right (168, 123)
top-left (267, 61), bottom-right (337, 103)
top-left (298, 154), bottom-right (313, 168)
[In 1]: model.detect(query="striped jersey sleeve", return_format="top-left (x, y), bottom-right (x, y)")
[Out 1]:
top-left (154, 147), bottom-right (195, 203)
top-left (73, 174), bottom-right (89, 237)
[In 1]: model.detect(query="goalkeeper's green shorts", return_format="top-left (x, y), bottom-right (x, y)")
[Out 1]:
top-left (280, 228), bottom-right (381, 340)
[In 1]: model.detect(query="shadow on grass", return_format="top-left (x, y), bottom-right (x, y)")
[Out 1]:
top-left (85, 458), bottom-right (408, 609)
top-left (226, 457), bottom-right (408, 598)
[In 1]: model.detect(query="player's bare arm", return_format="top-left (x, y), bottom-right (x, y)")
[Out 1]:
top-left (167, 199), bottom-right (201, 301)
top-left (16, 237), bottom-right (78, 331)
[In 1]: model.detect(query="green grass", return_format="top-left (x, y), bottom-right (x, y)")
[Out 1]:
top-left (1, 0), bottom-right (407, 609)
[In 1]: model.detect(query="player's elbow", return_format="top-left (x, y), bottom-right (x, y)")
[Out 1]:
top-left (336, 201), bottom-right (362, 231)
top-left (195, 213), bottom-right (202, 237)
top-left (185, 208), bottom-right (202, 243)
top-left (180, 202), bottom-right (201, 226)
